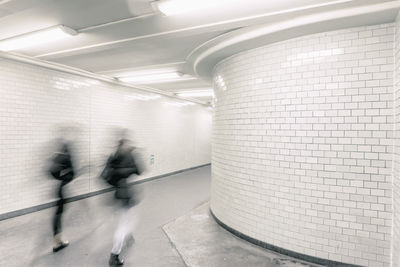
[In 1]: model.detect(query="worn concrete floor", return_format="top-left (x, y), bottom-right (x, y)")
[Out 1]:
top-left (0, 166), bottom-right (321, 267)
top-left (163, 203), bottom-right (323, 267)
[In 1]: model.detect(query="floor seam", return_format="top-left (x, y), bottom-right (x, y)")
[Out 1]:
top-left (161, 226), bottom-right (189, 267)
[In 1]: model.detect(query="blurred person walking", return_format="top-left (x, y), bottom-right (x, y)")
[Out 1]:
top-left (47, 124), bottom-right (88, 252)
top-left (48, 138), bottom-right (75, 252)
top-left (100, 130), bottom-right (143, 266)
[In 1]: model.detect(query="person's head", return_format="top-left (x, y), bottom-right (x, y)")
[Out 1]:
top-left (118, 138), bottom-right (135, 153)
top-left (60, 142), bottom-right (70, 153)
top-left (56, 122), bottom-right (80, 142)
top-left (115, 128), bottom-right (134, 146)
top-left (118, 138), bottom-right (128, 147)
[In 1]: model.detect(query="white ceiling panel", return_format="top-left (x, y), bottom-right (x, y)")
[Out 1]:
top-left (45, 30), bottom-right (227, 73)
top-left (0, 0), bottom-right (397, 103)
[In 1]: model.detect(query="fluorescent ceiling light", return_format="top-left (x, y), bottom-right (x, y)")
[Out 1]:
top-left (0, 25), bottom-right (77, 51)
top-left (118, 71), bottom-right (195, 84)
top-left (111, 67), bottom-right (178, 78)
top-left (165, 101), bottom-right (195, 107)
top-left (0, 0), bottom-right (13, 5)
top-left (155, 0), bottom-right (221, 16)
top-left (177, 90), bottom-right (214, 98)
top-left (125, 94), bottom-right (161, 101)
top-left (154, 0), bottom-right (354, 16)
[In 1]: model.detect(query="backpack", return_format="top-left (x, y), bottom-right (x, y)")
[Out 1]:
top-left (100, 155), bottom-right (118, 186)
top-left (49, 152), bottom-right (74, 182)
top-left (101, 149), bottom-right (139, 186)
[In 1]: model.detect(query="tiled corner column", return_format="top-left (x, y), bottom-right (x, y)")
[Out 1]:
top-left (392, 12), bottom-right (400, 267)
top-left (211, 23), bottom-right (394, 267)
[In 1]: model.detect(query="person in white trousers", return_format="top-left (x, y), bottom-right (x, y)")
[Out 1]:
top-left (104, 134), bottom-right (142, 266)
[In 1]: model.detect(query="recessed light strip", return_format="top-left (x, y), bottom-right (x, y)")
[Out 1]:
top-left (0, 25), bottom-right (77, 51)
top-left (177, 90), bottom-right (214, 97)
top-left (154, 0), bottom-right (354, 16)
top-left (118, 71), bottom-right (196, 84)
top-left (0, 0), bottom-right (13, 5)
top-left (96, 61), bottom-right (186, 76)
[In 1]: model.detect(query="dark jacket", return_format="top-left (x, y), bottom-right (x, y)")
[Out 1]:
top-left (110, 147), bottom-right (137, 179)
top-left (108, 145), bottom-right (138, 205)
top-left (50, 143), bottom-right (75, 183)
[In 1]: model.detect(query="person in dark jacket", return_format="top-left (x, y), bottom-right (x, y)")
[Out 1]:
top-left (107, 136), bottom-right (141, 266)
top-left (50, 140), bottom-right (75, 252)
top-left (48, 124), bottom-right (88, 253)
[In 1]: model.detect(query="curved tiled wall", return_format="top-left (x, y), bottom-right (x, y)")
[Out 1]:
top-left (211, 24), bottom-right (394, 267)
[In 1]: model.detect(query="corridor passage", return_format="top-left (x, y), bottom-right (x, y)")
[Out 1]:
top-left (0, 167), bottom-right (211, 267)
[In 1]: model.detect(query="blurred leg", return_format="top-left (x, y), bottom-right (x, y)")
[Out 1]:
top-left (53, 183), bottom-right (69, 252)
top-left (53, 184), bottom-right (64, 235)
top-left (111, 207), bottom-right (130, 254)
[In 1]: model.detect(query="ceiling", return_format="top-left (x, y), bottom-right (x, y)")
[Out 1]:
top-left (0, 0), bottom-right (398, 104)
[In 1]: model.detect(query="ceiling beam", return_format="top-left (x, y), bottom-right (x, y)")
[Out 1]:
top-left (78, 12), bottom-right (157, 33)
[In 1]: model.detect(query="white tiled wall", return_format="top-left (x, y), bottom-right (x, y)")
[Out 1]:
top-left (392, 13), bottom-right (400, 267)
top-left (0, 58), bottom-right (211, 215)
top-left (211, 23), bottom-right (394, 266)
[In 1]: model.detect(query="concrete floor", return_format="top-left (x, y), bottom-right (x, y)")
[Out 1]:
top-left (0, 167), bottom-right (211, 267)
top-left (0, 166), bottom-right (321, 267)
top-left (164, 203), bottom-right (322, 267)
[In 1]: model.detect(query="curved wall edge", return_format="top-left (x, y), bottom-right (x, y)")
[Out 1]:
top-left (188, 1), bottom-right (400, 81)
top-left (210, 208), bottom-right (362, 267)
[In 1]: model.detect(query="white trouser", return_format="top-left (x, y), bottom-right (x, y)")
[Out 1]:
top-left (111, 205), bottom-right (140, 254)
top-left (111, 207), bottom-right (130, 255)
